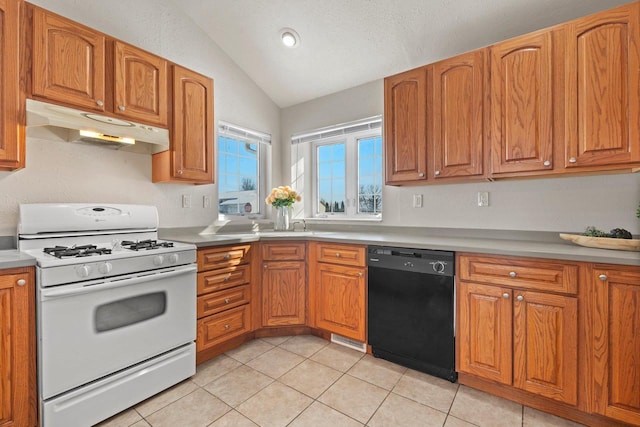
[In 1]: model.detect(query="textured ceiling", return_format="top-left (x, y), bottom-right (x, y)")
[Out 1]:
top-left (169, 0), bottom-right (632, 108)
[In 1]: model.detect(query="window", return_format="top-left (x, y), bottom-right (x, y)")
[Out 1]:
top-left (292, 116), bottom-right (382, 218)
top-left (217, 121), bottom-right (270, 217)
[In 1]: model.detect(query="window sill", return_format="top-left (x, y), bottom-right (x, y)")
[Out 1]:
top-left (304, 216), bottom-right (382, 224)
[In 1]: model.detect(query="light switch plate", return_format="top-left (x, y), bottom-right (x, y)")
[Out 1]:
top-left (182, 194), bottom-right (191, 208)
top-left (203, 195), bottom-right (211, 208)
top-left (478, 191), bottom-right (489, 207)
top-left (413, 194), bottom-right (423, 208)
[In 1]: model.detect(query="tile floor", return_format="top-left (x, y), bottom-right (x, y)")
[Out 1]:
top-left (97, 335), bottom-right (584, 427)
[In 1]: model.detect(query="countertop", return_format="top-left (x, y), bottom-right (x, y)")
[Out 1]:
top-left (159, 226), bottom-right (640, 266)
top-left (0, 250), bottom-right (37, 269)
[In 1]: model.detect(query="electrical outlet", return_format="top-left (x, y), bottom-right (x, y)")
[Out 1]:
top-left (477, 191), bottom-right (489, 207)
top-left (413, 194), bottom-right (423, 208)
top-left (203, 195), bottom-right (211, 208)
top-left (182, 194), bottom-right (191, 208)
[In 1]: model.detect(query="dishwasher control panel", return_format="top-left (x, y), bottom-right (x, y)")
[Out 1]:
top-left (367, 246), bottom-right (454, 276)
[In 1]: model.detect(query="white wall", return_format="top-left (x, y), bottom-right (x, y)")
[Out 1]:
top-left (0, 0), bottom-right (281, 235)
top-left (281, 80), bottom-right (640, 234)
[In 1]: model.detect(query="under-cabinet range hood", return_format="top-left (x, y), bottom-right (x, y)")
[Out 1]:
top-left (26, 99), bottom-right (170, 154)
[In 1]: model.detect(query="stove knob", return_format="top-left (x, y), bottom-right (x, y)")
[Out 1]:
top-left (77, 265), bottom-right (92, 278)
top-left (168, 254), bottom-right (179, 264)
top-left (99, 262), bottom-right (113, 274)
top-left (153, 255), bottom-right (165, 266)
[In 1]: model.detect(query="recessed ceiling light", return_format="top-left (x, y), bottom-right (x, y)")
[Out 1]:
top-left (280, 28), bottom-right (300, 48)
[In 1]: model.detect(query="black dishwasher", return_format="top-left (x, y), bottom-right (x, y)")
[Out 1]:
top-left (367, 245), bottom-right (457, 382)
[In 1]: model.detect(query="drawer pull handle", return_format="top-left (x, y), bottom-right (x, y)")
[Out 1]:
top-left (569, 157), bottom-right (577, 164)
top-left (224, 298), bottom-right (230, 304)
top-left (96, 100), bottom-right (104, 107)
top-left (16, 279), bottom-right (26, 286)
top-left (224, 324), bottom-right (230, 330)
top-left (118, 105), bottom-right (126, 111)
top-left (224, 274), bottom-right (231, 281)
top-left (598, 274), bottom-right (608, 281)
top-left (264, 264), bottom-right (268, 270)
top-left (516, 295), bottom-right (524, 302)
top-left (503, 293), bottom-right (510, 299)
top-left (224, 254), bottom-right (231, 260)
top-left (509, 271), bottom-right (517, 278)
top-left (357, 272), bottom-right (363, 277)
top-left (543, 160), bottom-right (551, 167)
top-left (335, 253), bottom-right (341, 257)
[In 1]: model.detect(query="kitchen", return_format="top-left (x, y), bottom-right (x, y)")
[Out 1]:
top-left (1, 0), bottom-right (639, 426)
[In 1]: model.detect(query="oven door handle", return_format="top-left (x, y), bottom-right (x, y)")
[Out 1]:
top-left (41, 265), bottom-right (197, 299)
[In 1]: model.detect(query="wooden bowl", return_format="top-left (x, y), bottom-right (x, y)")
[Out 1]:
top-left (559, 233), bottom-right (640, 252)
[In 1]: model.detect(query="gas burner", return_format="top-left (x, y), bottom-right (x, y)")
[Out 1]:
top-left (44, 245), bottom-right (112, 259)
top-left (121, 239), bottom-right (175, 251)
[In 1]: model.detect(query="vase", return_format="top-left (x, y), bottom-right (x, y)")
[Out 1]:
top-left (274, 205), bottom-right (292, 231)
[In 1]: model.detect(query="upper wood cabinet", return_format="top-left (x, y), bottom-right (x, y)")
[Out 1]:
top-left (589, 264), bottom-right (640, 425)
top-left (31, 6), bottom-right (107, 112)
top-left (489, 29), bottom-right (557, 175)
top-left (113, 41), bottom-right (168, 126)
top-left (29, 5), bottom-right (169, 127)
top-left (153, 65), bottom-right (214, 183)
top-left (0, 267), bottom-right (36, 427)
top-left (0, 0), bottom-right (24, 171)
top-left (384, 66), bottom-right (428, 184)
top-left (564, 2), bottom-right (640, 169)
top-left (431, 49), bottom-right (486, 180)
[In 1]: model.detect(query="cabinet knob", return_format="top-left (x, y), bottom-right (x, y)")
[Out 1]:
top-left (224, 298), bottom-right (230, 304)
top-left (503, 293), bottom-right (510, 299)
top-left (223, 254), bottom-right (231, 260)
top-left (224, 324), bottom-right (230, 330)
top-left (335, 252), bottom-right (341, 258)
top-left (418, 172), bottom-right (425, 177)
top-left (509, 271), bottom-right (517, 278)
top-left (177, 170), bottom-right (183, 175)
top-left (598, 274), bottom-right (608, 281)
top-left (96, 100), bottom-right (104, 107)
top-left (16, 279), bottom-right (26, 286)
top-left (569, 157), bottom-right (577, 164)
top-left (516, 295), bottom-right (524, 301)
top-left (263, 264), bottom-right (268, 270)
top-left (357, 272), bottom-right (363, 277)
top-left (435, 170), bottom-right (441, 176)
top-left (224, 274), bottom-right (231, 281)
top-left (543, 160), bottom-right (551, 167)
top-left (118, 105), bottom-right (126, 111)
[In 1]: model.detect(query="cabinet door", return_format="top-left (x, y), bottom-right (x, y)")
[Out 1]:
top-left (0, 269), bottom-right (35, 427)
top-left (432, 49), bottom-right (485, 179)
top-left (165, 65), bottom-right (214, 182)
top-left (31, 7), bottom-right (106, 111)
top-left (490, 30), bottom-right (555, 174)
top-left (384, 67), bottom-right (428, 184)
top-left (513, 290), bottom-right (578, 405)
top-left (458, 281), bottom-right (512, 385)
top-left (114, 41), bottom-right (168, 126)
top-left (262, 261), bottom-right (306, 326)
top-left (0, 0), bottom-right (23, 171)
top-left (591, 266), bottom-right (640, 425)
top-left (565, 3), bottom-right (640, 168)
top-left (315, 263), bottom-right (366, 341)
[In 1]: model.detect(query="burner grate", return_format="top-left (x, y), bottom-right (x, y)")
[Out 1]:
top-left (121, 239), bottom-right (174, 251)
top-left (43, 245), bottom-right (112, 259)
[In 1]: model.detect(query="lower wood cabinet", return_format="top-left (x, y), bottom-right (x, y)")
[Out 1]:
top-left (310, 242), bottom-right (366, 342)
top-left (261, 242), bottom-right (306, 327)
top-left (197, 304), bottom-right (251, 352)
top-left (0, 267), bottom-right (36, 427)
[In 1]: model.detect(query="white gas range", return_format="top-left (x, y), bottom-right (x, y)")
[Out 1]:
top-left (18, 203), bottom-right (197, 427)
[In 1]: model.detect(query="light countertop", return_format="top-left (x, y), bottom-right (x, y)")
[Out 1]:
top-left (0, 250), bottom-right (37, 270)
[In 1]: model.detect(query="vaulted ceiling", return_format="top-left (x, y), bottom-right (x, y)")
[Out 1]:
top-left (170, 0), bottom-right (632, 108)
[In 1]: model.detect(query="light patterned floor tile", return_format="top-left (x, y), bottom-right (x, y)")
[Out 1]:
top-left (280, 359), bottom-right (343, 398)
top-left (310, 343), bottom-right (364, 372)
top-left (130, 421), bottom-right (151, 427)
top-left (225, 339), bottom-right (275, 363)
top-left (317, 374), bottom-right (388, 424)
top-left (246, 346), bottom-right (305, 378)
top-left (145, 389), bottom-right (230, 427)
top-left (135, 380), bottom-right (199, 417)
top-left (444, 415), bottom-right (479, 427)
top-left (368, 393), bottom-right (448, 427)
top-left (278, 335), bottom-right (329, 358)
top-left (449, 385), bottom-right (522, 427)
top-left (204, 365), bottom-right (274, 407)
top-left (95, 408), bottom-right (143, 427)
top-left (347, 354), bottom-right (406, 390)
top-left (289, 401), bottom-right (363, 427)
top-left (523, 406), bottom-right (586, 427)
top-left (392, 368), bottom-right (459, 413)
top-left (259, 335), bottom-right (293, 346)
top-left (236, 382), bottom-right (313, 427)
top-left (208, 410), bottom-right (259, 427)
top-left (191, 354), bottom-right (242, 387)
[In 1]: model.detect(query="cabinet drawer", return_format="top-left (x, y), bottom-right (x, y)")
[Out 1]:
top-left (197, 285), bottom-right (250, 318)
top-left (316, 243), bottom-right (366, 267)
top-left (197, 245), bottom-right (252, 271)
top-left (197, 264), bottom-right (250, 295)
top-left (197, 305), bottom-right (250, 351)
top-left (261, 242), bottom-right (306, 261)
top-left (458, 254), bottom-right (578, 294)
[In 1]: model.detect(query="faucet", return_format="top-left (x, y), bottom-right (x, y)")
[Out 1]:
top-left (292, 219), bottom-right (307, 232)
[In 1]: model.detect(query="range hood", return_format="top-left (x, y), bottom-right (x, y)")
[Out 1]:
top-left (26, 99), bottom-right (170, 154)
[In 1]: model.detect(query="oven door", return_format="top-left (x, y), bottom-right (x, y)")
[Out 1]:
top-left (38, 264), bottom-right (197, 400)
